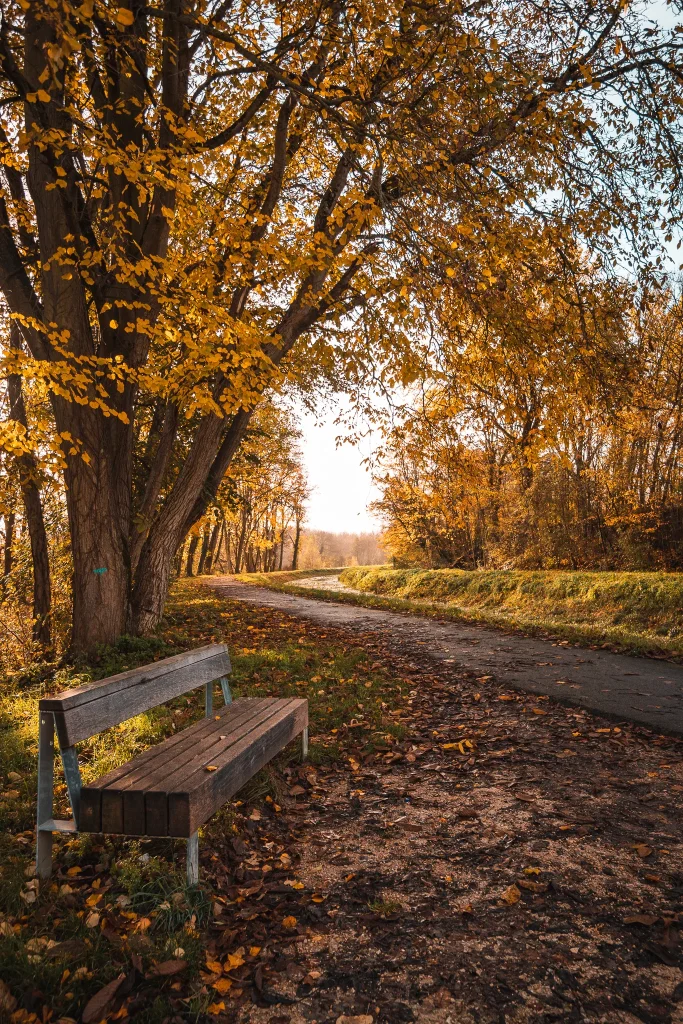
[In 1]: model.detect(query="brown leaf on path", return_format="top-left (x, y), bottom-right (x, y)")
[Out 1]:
top-left (624, 914), bottom-right (659, 926)
top-left (147, 959), bottom-right (188, 977)
top-left (515, 792), bottom-right (537, 802)
top-left (82, 974), bottom-right (125, 1023)
top-left (517, 879), bottom-right (548, 893)
top-left (634, 844), bottom-right (654, 858)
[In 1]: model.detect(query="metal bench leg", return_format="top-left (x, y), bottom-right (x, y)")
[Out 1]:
top-left (301, 726), bottom-right (308, 761)
top-left (219, 676), bottom-right (232, 705)
top-left (186, 832), bottom-right (199, 885)
top-left (205, 681), bottom-right (213, 717)
top-left (36, 712), bottom-right (55, 878)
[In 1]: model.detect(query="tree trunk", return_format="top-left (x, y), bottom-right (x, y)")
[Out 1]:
top-left (196, 527), bottom-right (211, 576)
top-left (129, 409), bottom-right (252, 633)
top-left (3, 511), bottom-right (14, 580)
top-left (7, 324), bottom-right (51, 648)
top-left (185, 534), bottom-right (199, 576)
top-left (292, 519), bottom-right (301, 569)
top-left (203, 523), bottom-right (221, 574)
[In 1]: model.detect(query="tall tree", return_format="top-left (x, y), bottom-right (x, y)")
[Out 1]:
top-left (1, 0), bottom-right (682, 646)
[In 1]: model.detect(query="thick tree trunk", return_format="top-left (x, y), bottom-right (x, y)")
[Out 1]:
top-left (130, 410), bottom-right (252, 633)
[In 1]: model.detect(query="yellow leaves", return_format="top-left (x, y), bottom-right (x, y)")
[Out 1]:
top-left (442, 739), bottom-right (475, 754)
top-left (115, 7), bottom-right (135, 26)
top-left (205, 959), bottom-right (222, 974)
top-left (207, 1002), bottom-right (225, 1015)
top-left (224, 952), bottom-right (245, 970)
top-left (26, 90), bottom-right (51, 104)
top-left (212, 978), bottom-right (232, 995)
top-left (205, 765), bottom-right (218, 772)
top-left (282, 915), bottom-right (298, 930)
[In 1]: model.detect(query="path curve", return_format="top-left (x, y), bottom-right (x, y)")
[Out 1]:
top-left (206, 575), bottom-right (683, 736)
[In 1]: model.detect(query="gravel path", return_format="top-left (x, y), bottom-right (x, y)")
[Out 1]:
top-left (206, 575), bottom-right (683, 737)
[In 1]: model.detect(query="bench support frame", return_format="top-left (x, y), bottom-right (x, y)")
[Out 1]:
top-left (36, 711), bottom-right (83, 878)
top-left (36, 659), bottom-right (306, 887)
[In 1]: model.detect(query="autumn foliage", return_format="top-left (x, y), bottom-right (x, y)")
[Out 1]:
top-left (2, 0), bottom-right (683, 648)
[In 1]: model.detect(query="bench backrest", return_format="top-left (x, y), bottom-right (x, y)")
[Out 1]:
top-left (39, 644), bottom-right (231, 748)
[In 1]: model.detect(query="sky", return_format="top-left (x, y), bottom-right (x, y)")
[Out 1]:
top-left (297, 401), bottom-right (382, 534)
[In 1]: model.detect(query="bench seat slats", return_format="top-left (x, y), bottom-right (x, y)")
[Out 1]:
top-left (168, 699), bottom-right (307, 836)
top-left (79, 697), bottom-right (307, 837)
top-left (81, 697), bottom-right (270, 834)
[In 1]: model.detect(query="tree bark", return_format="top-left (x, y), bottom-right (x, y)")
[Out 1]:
top-left (3, 511), bottom-right (14, 581)
top-left (203, 523), bottom-right (221, 574)
top-left (130, 409), bottom-right (253, 632)
top-left (196, 527), bottom-right (211, 575)
top-left (185, 534), bottom-right (199, 576)
top-left (292, 519), bottom-right (302, 569)
top-left (7, 326), bottom-right (52, 648)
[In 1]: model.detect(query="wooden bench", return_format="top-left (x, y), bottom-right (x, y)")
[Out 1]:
top-left (36, 644), bottom-right (308, 883)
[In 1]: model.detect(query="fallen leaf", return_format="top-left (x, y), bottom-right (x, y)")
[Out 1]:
top-left (205, 765), bottom-right (218, 772)
top-left (213, 977), bottom-right (233, 995)
top-left (85, 912), bottom-right (100, 929)
top-left (634, 844), bottom-right (653, 858)
top-left (225, 952), bottom-right (245, 970)
top-left (515, 792), bottom-right (536, 802)
top-left (82, 974), bottom-right (125, 1023)
top-left (205, 959), bottom-right (223, 974)
top-left (502, 884), bottom-right (521, 905)
top-left (207, 1001), bottom-right (226, 1015)
top-left (282, 915), bottom-right (298, 930)
top-left (517, 879), bottom-right (548, 893)
top-left (624, 914), bottom-right (658, 926)
top-left (0, 980), bottom-right (17, 1014)
top-left (148, 960), bottom-right (187, 977)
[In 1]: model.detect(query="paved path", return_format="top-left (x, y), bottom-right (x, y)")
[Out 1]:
top-left (206, 576), bottom-right (683, 736)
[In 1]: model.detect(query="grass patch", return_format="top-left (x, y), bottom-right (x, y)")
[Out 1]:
top-left (232, 565), bottom-right (683, 660)
top-left (0, 578), bottom-right (408, 1022)
top-left (337, 566), bottom-right (683, 658)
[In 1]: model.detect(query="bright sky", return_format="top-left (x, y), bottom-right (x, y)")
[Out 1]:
top-left (297, 401), bottom-right (382, 534)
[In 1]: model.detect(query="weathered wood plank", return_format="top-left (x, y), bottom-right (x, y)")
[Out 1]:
top-left (168, 699), bottom-right (307, 836)
top-left (41, 645), bottom-right (231, 711)
top-left (80, 699), bottom-right (271, 835)
top-left (147, 699), bottom-right (293, 799)
top-left (123, 700), bottom-right (270, 835)
top-left (49, 649), bottom-right (231, 746)
top-left (144, 700), bottom-right (292, 835)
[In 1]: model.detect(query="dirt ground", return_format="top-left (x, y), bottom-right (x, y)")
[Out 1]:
top-left (195, 587), bottom-right (683, 1024)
